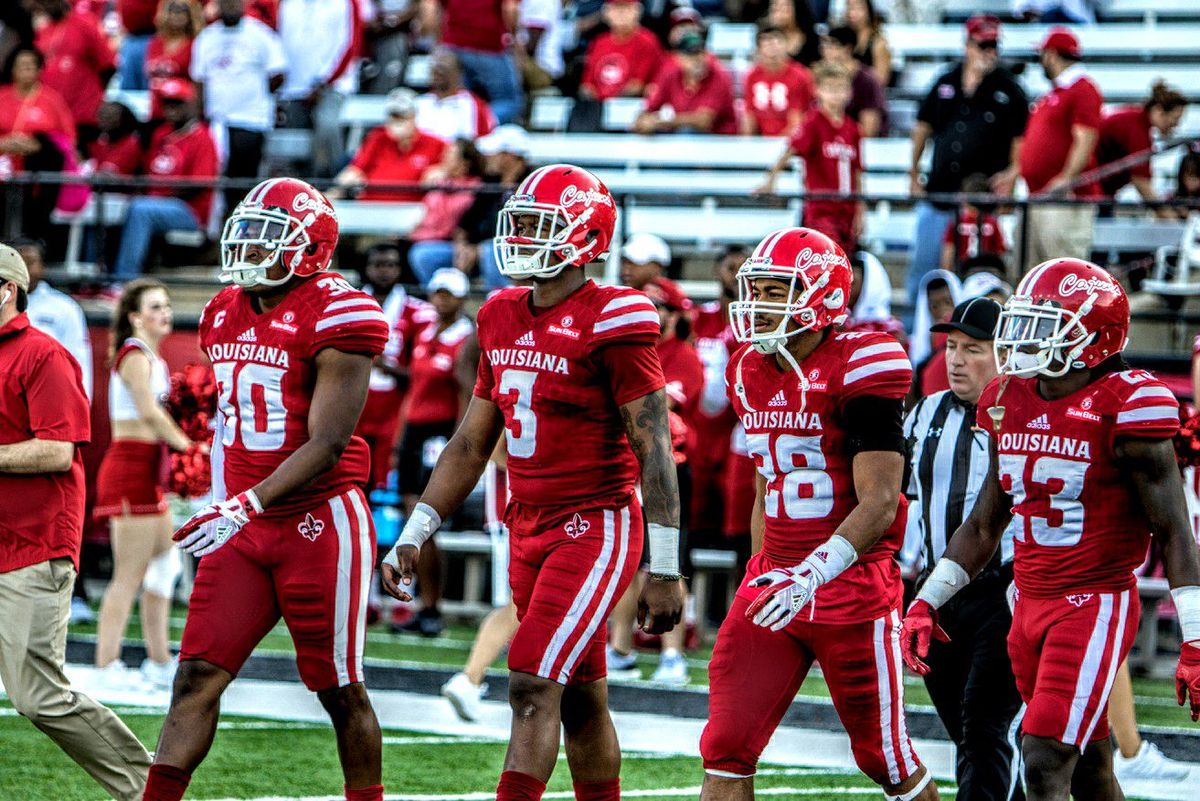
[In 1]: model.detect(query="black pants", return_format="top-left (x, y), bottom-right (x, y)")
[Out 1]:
top-left (923, 565), bottom-right (1024, 801)
top-left (224, 127), bottom-right (265, 213)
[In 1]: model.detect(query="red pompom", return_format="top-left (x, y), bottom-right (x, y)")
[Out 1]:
top-left (165, 364), bottom-right (218, 497)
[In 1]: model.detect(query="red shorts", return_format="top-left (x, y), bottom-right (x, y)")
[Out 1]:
top-left (355, 389), bottom-right (405, 489)
top-left (94, 440), bottom-right (167, 519)
top-left (722, 449), bottom-right (757, 537)
top-left (701, 596), bottom-right (919, 785)
top-left (505, 493), bottom-right (643, 685)
top-left (1008, 587), bottom-right (1139, 749)
top-left (179, 486), bottom-right (376, 691)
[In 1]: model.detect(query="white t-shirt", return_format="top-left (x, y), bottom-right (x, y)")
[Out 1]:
top-left (414, 89), bottom-right (496, 141)
top-left (278, 0), bottom-right (360, 99)
top-left (191, 17), bottom-right (289, 131)
top-left (26, 282), bottom-right (92, 400)
top-left (520, 0), bottom-right (564, 79)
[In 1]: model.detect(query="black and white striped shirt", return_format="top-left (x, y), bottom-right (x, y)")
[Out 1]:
top-left (902, 389), bottom-right (1015, 573)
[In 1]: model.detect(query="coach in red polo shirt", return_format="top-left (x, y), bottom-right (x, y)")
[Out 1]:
top-left (112, 78), bottom-right (218, 280)
top-left (0, 246), bottom-right (151, 800)
top-left (634, 29), bottom-right (737, 136)
top-left (1018, 27), bottom-right (1104, 265)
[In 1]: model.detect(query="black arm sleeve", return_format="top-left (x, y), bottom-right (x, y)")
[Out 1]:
top-left (844, 395), bottom-right (906, 457)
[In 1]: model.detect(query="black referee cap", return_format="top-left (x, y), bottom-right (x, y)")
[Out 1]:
top-left (930, 297), bottom-right (1001, 341)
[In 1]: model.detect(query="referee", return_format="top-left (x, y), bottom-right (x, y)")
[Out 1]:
top-left (903, 297), bottom-right (1022, 801)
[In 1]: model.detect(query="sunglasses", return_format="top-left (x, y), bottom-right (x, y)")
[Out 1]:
top-left (969, 39), bottom-right (998, 51)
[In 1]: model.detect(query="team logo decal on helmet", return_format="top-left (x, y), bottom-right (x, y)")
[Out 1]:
top-left (220, 178), bottom-right (339, 288)
top-left (995, 258), bottom-right (1130, 378)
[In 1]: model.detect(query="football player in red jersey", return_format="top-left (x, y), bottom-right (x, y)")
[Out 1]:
top-left (142, 179), bottom-right (390, 801)
top-left (380, 163), bottom-right (685, 801)
top-left (701, 228), bottom-right (936, 801)
top-left (901, 258), bottom-right (1200, 801)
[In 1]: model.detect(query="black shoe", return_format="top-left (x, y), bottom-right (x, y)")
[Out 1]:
top-left (395, 610), bottom-right (443, 638)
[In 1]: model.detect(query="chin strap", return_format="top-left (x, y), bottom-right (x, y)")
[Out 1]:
top-left (732, 339), bottom-right (811, 414)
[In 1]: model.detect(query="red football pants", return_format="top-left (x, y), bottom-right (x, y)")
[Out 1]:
top-left (1008, 587), bottom-right (1140, 748)
top-left (701, 597), bottom-right (920, 785)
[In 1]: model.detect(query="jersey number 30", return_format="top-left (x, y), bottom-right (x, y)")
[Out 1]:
top-left (214, 361), bottom-right (287, 451)
top-left (747, 433), bottom-right (835, 520)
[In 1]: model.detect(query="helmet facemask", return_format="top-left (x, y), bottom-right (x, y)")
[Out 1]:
top-left (994, 294), bottom-right (1097, 378)
top-left (220, 206), bottom-right (310, 288)
top-left (729, 259), bottom-right (832, 354)
top-left (496, 197), bottom-right (597, 280)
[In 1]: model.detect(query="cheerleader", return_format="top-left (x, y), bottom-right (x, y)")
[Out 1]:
top-left (94, 279), bottom-right (194, 688)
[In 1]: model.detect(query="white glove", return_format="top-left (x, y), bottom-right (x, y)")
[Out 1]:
top-left (744, 565), bottom-right (821, 631)
top-left (173, 490), bottom-right (262, 557)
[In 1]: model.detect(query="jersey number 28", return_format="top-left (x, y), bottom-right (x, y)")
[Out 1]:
top-left (747, 433), bottom-right (835, 520)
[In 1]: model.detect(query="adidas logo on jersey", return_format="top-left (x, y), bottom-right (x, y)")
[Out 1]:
top-left (768, 390), bottom-right (788, 407)
top-left (515, 331), bottom-right (536, 347)
top-left (1026, 414), bottom-right (1050, 430)
top-left (237, 327), bottom-right (257, 343)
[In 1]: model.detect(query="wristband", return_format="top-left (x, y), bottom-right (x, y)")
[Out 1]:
top-left (1172, 585), bottom-right (1200, 643)
top-left (647, 523), bottom-right (680, 575)
top-left (801, 534), bottom-right (858, 586)
top-left (397, 502), bottom-right (442, 550)
top-left (244, 489), bottom-right (263, 514)
top-left (914, 558), bottom-right (970, 610)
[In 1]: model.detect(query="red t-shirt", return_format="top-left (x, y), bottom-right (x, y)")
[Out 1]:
top-left (145, 121), bottom-right (219, 224)
top-left (582, 28), bottom-right (663, 101)
top-left (1098, 106), bottom-right (1153, 198)
top-left (644, 55), bottom-right (738, 135)
top-left (0, 85), bottom-right (75, 176)
top-left (89, 133), bottom-right (144, 175)
top-left (405, 317), bottom-right (476, 425)
top-left (0, 315), bottom-right (91, 573)
top-left (118, 0), bottom-right (159, 34)
top-left (942, 209), bottom-right (1007, 258)
top-left (441, 0), bottom-right (506, 54)
top-left (657, 335), bottom-right (705, 462)
top-left (919, 348), bottom-right (951, 396)
top-left (146, 36), bottom-right (194, 120)
top-left (789, 107), bottom-right (861, 225)
top-left (35, 9), bottom-right (116, 127)
top-left (743, 61), bottom-right (815, 136)
top-left (351, 127), bottom-right (447, 202)
top-left (1020, 68), bottom-right (1103, 197)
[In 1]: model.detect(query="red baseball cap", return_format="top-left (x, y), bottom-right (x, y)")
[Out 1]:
top-left (644, 277), bottom-right (690, 312)
top-left (1040, 27), bottom-right (1081, 58)
top-left (158, 77), bottom-right (196, 103)
top-left (965, 14), bottom-right (1000, 44)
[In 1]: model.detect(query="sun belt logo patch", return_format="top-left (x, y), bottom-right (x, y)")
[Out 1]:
top-left (298, 513), bottom-right (325, 542)
top-left (563, 513), bottom-right (590, 539)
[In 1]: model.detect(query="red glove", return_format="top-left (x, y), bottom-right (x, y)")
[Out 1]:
top-left (1177, 640), bottom-right (1200, 722)
top-left (900, 600), bottom-right (950, 676)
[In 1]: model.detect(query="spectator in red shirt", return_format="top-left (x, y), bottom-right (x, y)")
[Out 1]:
top-left (87, 100), bottom-right (144, 176)
top-left (940, 173), bottom-right (1008, 270)
top-left (332, 88), bottom-right (447, 202)
top-left (580, 0), bottom-right (663, 102)
top-left (117, 0), bottom-right (159, 89)
top-left (1098, 81), bottom-right (1187, 213)
top-left (0, 246), bottom-right (153, 801)
top-left (820, 25), bottom-right (887, 137)
top-left (634, 29), bottom-right (737, 136)
top-left (113, 79), bottom-right (218, 280)
top-left (29, 0), bottom-right (115, 142)
top-left (146, 0), bottom-right (203, 120)
top-left (1018, 27), bottom-right (1104, 266)
top-left (423, 0), bottom-right (523, 124)
top-left (741, 26), bottom-right (814, 137)
top-left (758, 61), bottom-right (864, 253)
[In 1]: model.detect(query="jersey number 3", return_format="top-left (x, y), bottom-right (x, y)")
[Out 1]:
top-left (747, 433), bottom-right (835, 520)
top-left (499, 369), bottom-right (538, 459)
top-left (214, 361), bottom-right (287, 451)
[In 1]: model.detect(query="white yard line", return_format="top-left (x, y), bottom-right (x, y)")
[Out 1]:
top-left (201, 788), bottom-right (889, 801)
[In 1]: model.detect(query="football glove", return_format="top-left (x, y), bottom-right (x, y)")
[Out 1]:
top-left (1176, 640), bottom-right (1200, 722)
top-left (174, 490), bottom-right (262, 557)
top-left (744, 564), bottom-right (821, 631)
top-left (900, 600), bottom-right (951, 676)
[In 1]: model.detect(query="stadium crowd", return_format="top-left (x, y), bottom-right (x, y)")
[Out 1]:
top-left (3, 2), bottom-right (1200, 801)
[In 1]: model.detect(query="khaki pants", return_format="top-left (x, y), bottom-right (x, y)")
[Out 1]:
top-left (1021, 203), bottom-right (1098, 269)
top-left (0, 558), bottom-right (151, 800)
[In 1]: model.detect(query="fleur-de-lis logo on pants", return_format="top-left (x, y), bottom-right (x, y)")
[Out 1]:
top-left (563, 513), bottom-right (590, 539)
top-left (298, 513), bottom-right (325, 542)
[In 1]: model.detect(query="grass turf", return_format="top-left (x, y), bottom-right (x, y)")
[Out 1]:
top-left (0, 702), bottom-right (880, 801)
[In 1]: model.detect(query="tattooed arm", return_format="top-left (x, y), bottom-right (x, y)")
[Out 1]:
top-left (619, 388), bottom-right (686, 634)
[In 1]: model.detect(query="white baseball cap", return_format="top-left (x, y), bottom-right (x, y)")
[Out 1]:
top-left (386, 87), bottom-right (417, 117)
top-left (621, 232), bottom-right (671, 266)
top-left (428, 268), bottom-right (470, 298)
top-left (477, 124), bottom-right (531, 159)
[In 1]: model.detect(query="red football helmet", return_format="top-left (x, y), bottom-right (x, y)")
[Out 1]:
top-left (995, 258), bottom-right (1130, 377)
top-left (729, 227), bottom-right (851, 354)
top-left (220, 178), bottom-right (339, 288)
top-left (495, 163), bottom-right (617, 279)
